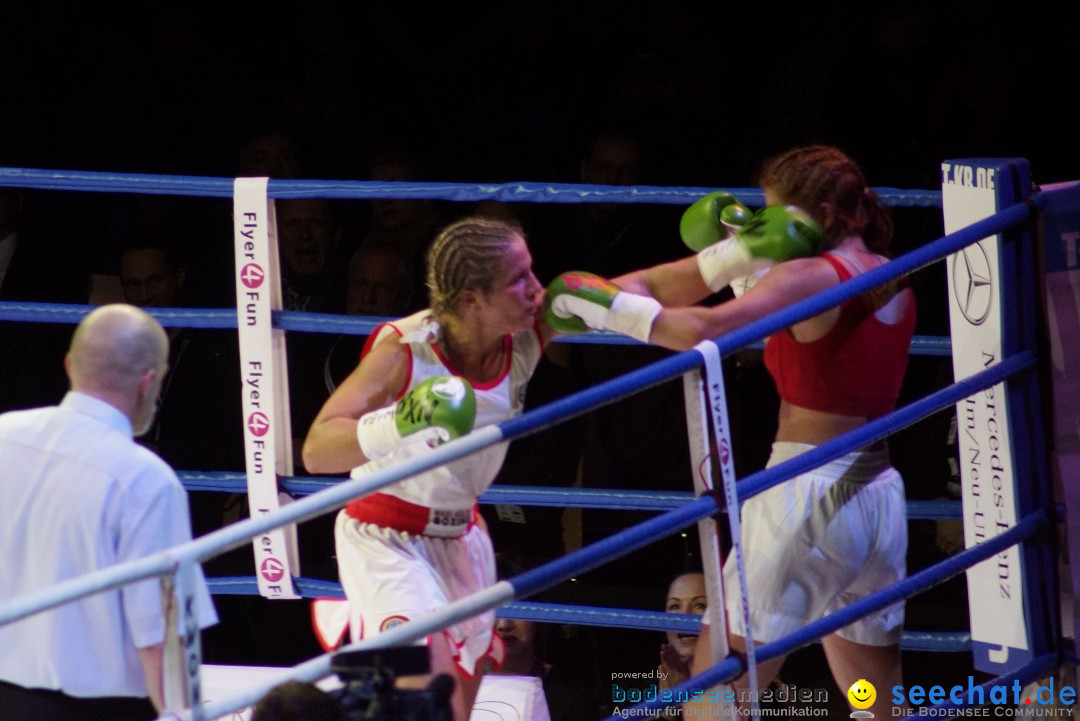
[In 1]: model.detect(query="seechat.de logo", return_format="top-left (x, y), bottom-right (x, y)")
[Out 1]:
top-left (891, 677), bottom-right (1078, 715)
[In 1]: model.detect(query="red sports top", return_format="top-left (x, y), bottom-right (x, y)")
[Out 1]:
top-left (763, 252), bottom-right (916, 418)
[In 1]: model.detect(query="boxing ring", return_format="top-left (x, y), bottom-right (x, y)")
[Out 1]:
top-left (0, 158), bottom-right (1074, 720)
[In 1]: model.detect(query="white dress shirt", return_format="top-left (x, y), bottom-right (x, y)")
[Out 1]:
top-left (0, 391), bottom-right (217, 698)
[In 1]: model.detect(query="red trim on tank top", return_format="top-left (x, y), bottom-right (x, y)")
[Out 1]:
top-left (360, 322), bottom-right (414, 401)
top-left (430, 335), bottom-right (512, 391)
top-left (763, 251), bottom-right (915, 418)
top-left (820, 252), bottom-right (853, 280)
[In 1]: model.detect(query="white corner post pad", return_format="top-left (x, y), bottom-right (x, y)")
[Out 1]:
top-left (692, 338), bottom-right (760, 705)
top-left (231, 176), bottom-right (300, 600)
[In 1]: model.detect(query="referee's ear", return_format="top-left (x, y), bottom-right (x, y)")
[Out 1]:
top-left (136, 366), bottom-right (159, 403)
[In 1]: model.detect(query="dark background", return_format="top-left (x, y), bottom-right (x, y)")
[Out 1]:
top-left (1, 0), bottom-right (1072, 714)
top-left (2, 0), bottom-right (1078, 186)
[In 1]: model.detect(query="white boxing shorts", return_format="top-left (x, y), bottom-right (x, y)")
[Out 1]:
top-left (334, 502), bottom-right (498, 676)
top-left (724, 442), bottom-right (907, 646)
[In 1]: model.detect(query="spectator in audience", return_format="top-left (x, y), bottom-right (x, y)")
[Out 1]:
top-left (115, 238), bottom-right (245, 477)
top-left (278, 197), bottom-right (347, 314)
top-left (237, 126), bottom-right (303, 180)
top-left (658, 571), bottom-right (707, 694)
top-left (493, 557), bottom-right (598, 721)
top-left (277, 196), bottom-right (351, 472)
top-left (345, 242), bottom-right (415, 318)
top-left (323, 242), bottom-right (419, 396)
top-left (531, 126), bottom-right (680, 283)
top-left (360, 146), bottom-right (446, 303)
top-left (117, 238), bottom-right (186, 313)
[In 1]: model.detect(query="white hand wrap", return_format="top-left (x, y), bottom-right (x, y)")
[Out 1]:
top-left (606, 292), bottom-right (662, 342)
top-left (550, 291), bottom-right (662, 343)
top-left (550, 293), bottom-right (609, 331)
top-left (356, 405), bottom-right (446, 461)
top-left (696, 238), bottom-right (773, 293)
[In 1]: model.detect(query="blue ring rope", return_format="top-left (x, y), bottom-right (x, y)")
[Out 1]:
top-left (203, 576), bottom-right (970, 652)
top-left (0, 301), bottom-right (954, 356)
top-left (179, 472), bottom-right (963, 518)
top-left (0, 167), bottom-right (943, 207)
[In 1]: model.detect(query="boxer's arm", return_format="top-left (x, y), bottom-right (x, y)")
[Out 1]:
top-left (613, 255), bottom-right (715, 308)
top-left (547, 251), bottom-right (839, 349)
top-left (648, 256), bottom-right (838, 350)
top-left (356, 375), bottom-right (476, 460)
top-left (302, 335), bottom-right (409, 474)
top-left (617, 203), bottom-right (823, 306)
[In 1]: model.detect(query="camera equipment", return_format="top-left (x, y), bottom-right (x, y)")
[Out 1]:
top-left (330, 646), bottom-right (455, 721)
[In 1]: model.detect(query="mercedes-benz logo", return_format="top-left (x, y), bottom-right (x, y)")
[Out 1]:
top-left (951, 242), bottom-right (994, 325)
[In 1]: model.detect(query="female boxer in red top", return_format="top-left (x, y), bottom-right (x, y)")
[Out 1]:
top-left (544, 145), bottom-right (914, 717)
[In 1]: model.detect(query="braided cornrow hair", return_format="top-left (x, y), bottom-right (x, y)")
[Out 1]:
top-left (426, 216), bottom-right (524, 316)
top-left (757, 145), bottom-right (894, 255)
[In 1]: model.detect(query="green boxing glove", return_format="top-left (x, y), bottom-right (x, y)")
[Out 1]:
top-left (543, 270), bottom-right (662, 342)
top-left (696, 204), bottom-right (823, 293)
top-left (356, 375), bottom-right (477, 460)
top-left (680, 191), bottom-right (753, 252)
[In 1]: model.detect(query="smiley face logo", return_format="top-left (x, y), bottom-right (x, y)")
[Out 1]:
top-left (847, 679), bottom-right (877, 710)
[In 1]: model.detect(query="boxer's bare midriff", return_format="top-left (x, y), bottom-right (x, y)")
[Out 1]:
top-left (774, 399), bottom-right (884, 451)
